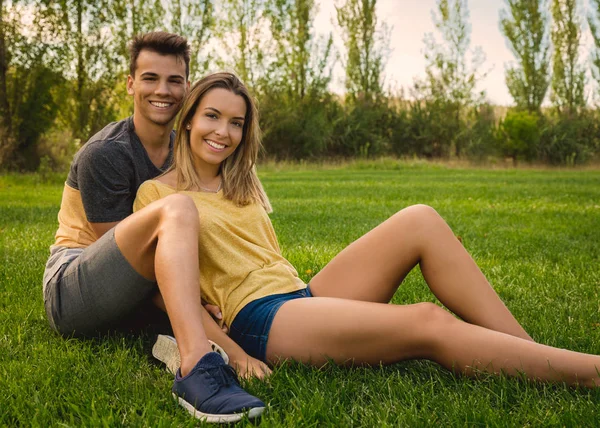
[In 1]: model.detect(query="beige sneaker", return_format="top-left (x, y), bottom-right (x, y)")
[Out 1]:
top-left (152, 334), bottom-right (229, 375)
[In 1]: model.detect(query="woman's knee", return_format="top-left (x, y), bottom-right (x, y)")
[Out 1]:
top-left (393, 204), bottom-right (445, 240)
top-left (410, 302), bottom-right (458, 355)
top-left (396, 204), bottom-right (441, 225)
top-left (158, 194), bottom-right (199, 229)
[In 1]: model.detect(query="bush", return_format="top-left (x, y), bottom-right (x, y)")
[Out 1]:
top-left (464, 104), bottom-right (500, 162)
top-left (36, 127), bottom-right (80, 173)
top-left (259, 91), bottom-right (341, 159)
top-left (539, 112), bottom-right (599, 165)
top-left (403, 99), bottom-right (462, 158)
top-left (497, 109), bottom-right (541, 164)
top-left (331, 100), bottom-right (399, 158)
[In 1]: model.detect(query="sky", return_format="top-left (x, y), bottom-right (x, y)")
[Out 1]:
top-left (313, 0), bottom-right (574, 106)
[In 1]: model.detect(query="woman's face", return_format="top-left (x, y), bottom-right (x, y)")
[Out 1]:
top-left (188, 87), bottom-right (247, 171)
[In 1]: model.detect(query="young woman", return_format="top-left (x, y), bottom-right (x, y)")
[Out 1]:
top-left (134, 72), bottom-right (600, 389)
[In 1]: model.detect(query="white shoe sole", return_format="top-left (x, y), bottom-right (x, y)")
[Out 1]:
top-left (152, 334), bottom-right (229, 374)
top-left (174, 394), bottom-right (265, 423)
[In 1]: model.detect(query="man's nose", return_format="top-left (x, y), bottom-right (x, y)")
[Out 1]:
top-left (154, 79), bottom-right (170, 96)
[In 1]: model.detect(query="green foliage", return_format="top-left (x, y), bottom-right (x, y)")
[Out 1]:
top-left (414, 0), bottom-right (486, 157)
top-left (550, 0), bottom-right (586, 113)
top-left (464, 103), bottom-right (500, 161)
top-left (216, 0), bottom-right (264, 88)
top-left (0, 1), bottom-right (65, 170)
top-left (168, 0), bottom-right (214, 80)
top-left (331, 100), bottom-right (396, 157)
top-left (3, 0), bottom-right (600, 169)
top-left (260, 90), bottom-right (340, 159)
top-left (587, 0), bottom-right (600, 103)
top-left (498, 109), bottom-right (541, 163)
top-left (264, 0), bottom-right (334, 100)
top-left (404, 98), bottom-right (460, 158)
top-left (539, 112), bottom-right (599, 165)
top-left (336, 0), bottom-right (389, 104)
top-left (500, 0), bottom-right (551, 112)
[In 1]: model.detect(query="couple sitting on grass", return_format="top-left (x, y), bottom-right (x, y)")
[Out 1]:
top-left (43, 31), bottom-right (600, 424)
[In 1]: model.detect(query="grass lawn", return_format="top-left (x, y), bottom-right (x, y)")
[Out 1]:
top-left (1, 161), bottom-right (599, 426)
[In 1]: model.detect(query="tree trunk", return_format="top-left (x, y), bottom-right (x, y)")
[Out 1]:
top-left (0, 0), bottom-right (13, 137)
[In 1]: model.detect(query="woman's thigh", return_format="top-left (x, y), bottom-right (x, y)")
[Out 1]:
top-left (310, 205), bottom-right (442, 302)
top-left (265, 297), bottom-right (451, 366)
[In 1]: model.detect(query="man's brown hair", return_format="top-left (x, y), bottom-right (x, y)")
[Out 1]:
top-left (128, 31), bottom-right (191, 79)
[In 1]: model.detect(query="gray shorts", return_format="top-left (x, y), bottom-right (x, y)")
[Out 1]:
top-left (43, 228), bottom-right (158, 336)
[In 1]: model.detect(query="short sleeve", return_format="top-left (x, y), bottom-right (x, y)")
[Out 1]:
top-left (77, 142), bottom-right (135, 223)
top-left (134, 181), bottom-right (162, 212)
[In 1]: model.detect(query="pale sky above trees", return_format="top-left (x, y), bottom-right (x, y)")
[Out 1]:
top-left (317, 0), bottom-right (594, 106)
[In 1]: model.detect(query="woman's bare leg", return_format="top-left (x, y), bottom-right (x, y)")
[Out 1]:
top-left (310, 204), bottom-right (532, 341)
top-left (154, 293), bottom-right (271, 379)
top-left (114, 194), bottom-right (212, 375)
top-left (267, 299), bottom-right (600, 387)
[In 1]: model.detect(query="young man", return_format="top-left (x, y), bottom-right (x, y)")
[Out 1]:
top-left (42, 32), bottom-right (265, 423)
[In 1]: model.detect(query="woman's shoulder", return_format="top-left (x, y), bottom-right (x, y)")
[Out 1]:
top-left (155, 171), bottom-right (178, 188)
top-left (137, 177), bottom-right (176, 197)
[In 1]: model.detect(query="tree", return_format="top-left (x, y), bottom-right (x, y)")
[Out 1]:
top-left (0, 0), bottom-right (14, 147)
top-left (264, 0), bottom-right (334, 100)
top-left (259, 0), bottom-right (337, 159)
top-left (415, 0), bottom-right (487, 157)
top-left (169, 0), bottom-right (214, 80)
top-left (587, 0), bottom-right (600, 103)
top-left (500, 0), bottom-right (551, 112)
top-left (550, 0), bottom-right (585, 113)
top-left (216, 0), bottom-right (265, 89)
top-left (0, 0), bottom-right (65, 170)
top-left (336, 0), bottom-right (389, 104)
top-left (38, 0), bottom-right (126, 142)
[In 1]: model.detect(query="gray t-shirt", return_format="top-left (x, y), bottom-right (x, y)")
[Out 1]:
top-left (66, 116), bottom-right (173, 223)
top-left (43, 117), bottom-right (173, 289)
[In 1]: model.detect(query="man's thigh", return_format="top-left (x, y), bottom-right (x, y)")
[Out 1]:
top-left (44, 227), bottom-right (158, 336)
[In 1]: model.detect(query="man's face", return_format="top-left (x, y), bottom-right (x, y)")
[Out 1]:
top-left (127, 50), bottom-right (189, 128)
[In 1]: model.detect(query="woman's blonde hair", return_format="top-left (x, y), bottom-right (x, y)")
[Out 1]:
top-left (167, 72), bottom-right (272, 212)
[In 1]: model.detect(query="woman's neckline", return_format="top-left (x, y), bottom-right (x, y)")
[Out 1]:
top-left (152, 179), bottom-right (223, 194)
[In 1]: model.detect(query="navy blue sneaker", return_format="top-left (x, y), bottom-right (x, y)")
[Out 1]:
top-left (172, 352), bottom-right (265, 423)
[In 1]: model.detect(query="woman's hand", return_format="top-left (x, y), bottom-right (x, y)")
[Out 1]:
top-left (230, 353), bottom-right (272, 380)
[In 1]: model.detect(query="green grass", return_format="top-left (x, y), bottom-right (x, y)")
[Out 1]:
top-left (1, 162), bottom-right (599, 426)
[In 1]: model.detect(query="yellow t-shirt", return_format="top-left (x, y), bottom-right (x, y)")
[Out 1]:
top-left (133, 180), bottom-right (305, 326)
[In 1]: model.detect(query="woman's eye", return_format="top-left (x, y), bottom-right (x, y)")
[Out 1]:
top-left (206, 113), bottom-right (217, 119)
top-left (232, 121), bottom-right (243, 128)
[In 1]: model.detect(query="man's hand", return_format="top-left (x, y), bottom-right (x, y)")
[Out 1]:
top-left (201, 299), bottom-right (228, 334)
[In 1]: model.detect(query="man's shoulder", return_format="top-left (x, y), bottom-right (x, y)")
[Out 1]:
top-left (72, 118), bottom-right (138, 164)
top-left (66, 118), bottom-right (136, 188)
top-left (83, 118), bottom-right (135, 154)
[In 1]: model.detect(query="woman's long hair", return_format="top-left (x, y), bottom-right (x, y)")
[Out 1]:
top-left (167, 72), bottom-right (272, 212)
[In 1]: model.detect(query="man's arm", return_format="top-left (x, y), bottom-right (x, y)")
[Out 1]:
top-left (91, 221), bottom-right (120, 239)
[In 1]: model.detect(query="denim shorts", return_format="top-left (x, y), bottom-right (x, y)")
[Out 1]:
top-left (229, 286), bottom-right (313, 362)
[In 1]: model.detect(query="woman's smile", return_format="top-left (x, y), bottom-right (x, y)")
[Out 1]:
top-left (188, 87), bottom-right (247, 172)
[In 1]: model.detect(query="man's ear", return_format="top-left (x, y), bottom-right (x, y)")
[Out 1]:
top-left (186, 80), bottom-right (191, 91)
top-left (126, 75), bottom-right (134, 95)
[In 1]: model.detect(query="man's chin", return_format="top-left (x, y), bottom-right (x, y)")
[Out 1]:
top-left (149, 115), bottom-right (178, 128)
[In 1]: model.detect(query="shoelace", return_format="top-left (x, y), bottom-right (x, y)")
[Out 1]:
top-left (207, 364), bottom-right (239, 387)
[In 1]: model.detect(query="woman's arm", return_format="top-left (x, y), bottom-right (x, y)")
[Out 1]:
top-left (199, 306), bottom-right (271, 379)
